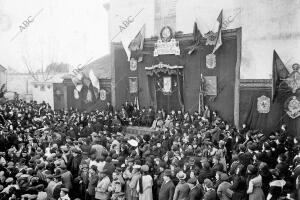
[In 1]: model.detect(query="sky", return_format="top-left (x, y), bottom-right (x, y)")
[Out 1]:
top-left (0, 0), bottom-right (109, 72)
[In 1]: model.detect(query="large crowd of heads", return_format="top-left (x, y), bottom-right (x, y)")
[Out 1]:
top-left (0, 99), bottom-right (299, 200)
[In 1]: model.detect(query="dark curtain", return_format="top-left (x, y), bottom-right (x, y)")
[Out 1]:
top-left (244, 92), bottom-right (300, 137)
top-left (244, 95), bottom-right (283, 134)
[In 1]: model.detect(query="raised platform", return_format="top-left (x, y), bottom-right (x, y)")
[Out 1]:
top-left (125, 126), bottom-right (156, 136)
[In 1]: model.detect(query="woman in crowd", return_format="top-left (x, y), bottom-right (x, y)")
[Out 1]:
top-left (137, 165), bottom-right (153, 200)
top-left (0, 99), bottom-right (298, 200)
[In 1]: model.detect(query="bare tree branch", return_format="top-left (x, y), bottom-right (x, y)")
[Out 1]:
top-left (23, 56), bottom-right (39, 82)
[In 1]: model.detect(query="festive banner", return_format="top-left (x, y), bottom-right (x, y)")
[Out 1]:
top-left (212, 10), bottom-right (223, 54)
top-left (89, 69), bottom-right (100, 90)
top-left (129, 25), bottom-right (145, 62)
top-left (121, 11), bottom-right (146, 61)
top-left (74, 89), bottom-right (79, 99)
top-left (272, 50), bottom-right (289, 102)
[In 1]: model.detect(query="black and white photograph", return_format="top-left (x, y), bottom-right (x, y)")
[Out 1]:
top-left (0, 0), bottom-right (300, 199)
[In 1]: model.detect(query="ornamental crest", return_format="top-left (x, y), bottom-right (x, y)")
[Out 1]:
top-left (206, 53), bottom-right (216, 69)
top-left (283, 63), bottom-right (300, 93)
top-left (130, 58), bottom-right (137, 71)
top-left (285, 96), bottom-right (300, 119)
top-left (204, 31), bottom-right (218, 45)
top-left (257, 95), bottom-right (270, 113)
top-left (99, 89), bottom-right (106, 101)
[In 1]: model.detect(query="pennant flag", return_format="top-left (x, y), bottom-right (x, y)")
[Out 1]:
top-left (86, 89), bottom-right (93, 103)
top-left (134, 96), bottom-right (140, 110)
top-left (74, 89), bottom-right (79, 99)
top-left (71, 69), bottom-right (83, 92)
top-left (71, 76), bottom-right (83, 92)
top-left (272, 50), bottom-right (289, 102)
top-left (129, 25), bottom-right (145, 62)
top-left (89, 69), bottom-right (100, 90)
top-left (212, 10), bottom-right (223, 54)
top-left (120, 10), bottom-right (146, 61)
top-left (188, 22), bottom-right (202, 55)
top-left (82, 77), bottom-right (91, 88)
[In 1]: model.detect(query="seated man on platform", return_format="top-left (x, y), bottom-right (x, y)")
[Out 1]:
top-left (129, 106), bottom-right (140, 126)
top-left (139, 107), bottom-right (147, 126)
top-left (119, 107), bottom-right (129, 126)
top-left (146, 107), bottom-right (155, 127)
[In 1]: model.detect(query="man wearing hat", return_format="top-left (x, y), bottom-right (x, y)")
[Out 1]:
top-left (87, 165), bottom-right (99, 200)
top-left (95, 169), bottom-right (111, 200)
top-left (188, 177), bottom-right (203, 200)
top-left (159, 169), bottom-right (175, 200)
top-left (127, 164), bottom-right (141, 200)
top-left (173, 171), bottom-right (190, 200)
top-left (215, 172), bottom-right (232, 200)
top-left (52, 170), bottom-right (64, 200)
top-left (136, 165), bottom-right (153, 200)
top-left (203, 178), bottom-right (217, 200)
top-left (59, 188), bottom-right (70, 200)
top-left (68, 147), bottom-right (82, 178)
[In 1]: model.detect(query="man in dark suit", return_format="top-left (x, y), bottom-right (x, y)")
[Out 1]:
top-left (104, 102), bottom-right (113, 114)
top-left (188, 177), bottom-right (203, 200)
top-left (159, 169), bottom-right (175, 200)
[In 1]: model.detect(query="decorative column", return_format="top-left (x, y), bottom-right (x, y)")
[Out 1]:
top-left (63, 84), bottom-right (68, 110)
top-left (234, 28), bottom-right (242, 129)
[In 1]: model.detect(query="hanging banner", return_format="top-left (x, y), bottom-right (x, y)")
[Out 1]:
top-left (154, 39), bottom-right (180, 56)
top-left (129, 77), bottom-right (138, 94)
top-left (257, 95), bottom-right (270, 114)
top-left (285, 96), bottom-right (300, 119)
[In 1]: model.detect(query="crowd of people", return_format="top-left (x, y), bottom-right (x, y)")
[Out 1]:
top-left (0, 99), bottom-right (299, 200)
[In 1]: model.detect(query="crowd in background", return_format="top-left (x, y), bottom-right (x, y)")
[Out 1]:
top-left (0, 99), bottom-right (299, 200)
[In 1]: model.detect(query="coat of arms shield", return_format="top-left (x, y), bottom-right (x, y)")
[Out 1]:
top-left (206, 54), bottom-right (216, 69)
top-left (130, 58), bottom-right (137, 71)
top-left (285, 96), bottom-right (300, 119)
top-left (99, 89), bottom-right (106, 101)
top-left (257, 95), bottom-right (270, 113)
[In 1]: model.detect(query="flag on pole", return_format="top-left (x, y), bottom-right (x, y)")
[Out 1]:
top-left (134, 96), bottom-right (140, 110)
top-left (212, 10), bottom-right (223, 54)
top-left (89, 69), bottom-right (100, 90)
top-left (129, 25), bottom-right (145, 62)
top-left (120, 10), bottom-right (146, 61)
top-left (272, 50), bottom-right (289, 102)
top-left (188, 22), bottom-right (202, 54)
top-left (74, 89), bottom-right (79, 99)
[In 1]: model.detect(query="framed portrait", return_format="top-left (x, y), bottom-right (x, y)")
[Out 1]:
top-left (129, 77), bottom-right (138, 94)
top-left (204, 76), bottom-right (217, 95)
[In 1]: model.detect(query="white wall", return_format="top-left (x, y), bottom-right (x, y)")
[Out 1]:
top-left (0, 71), bottom-right (6, 88)
top-left (31, 83), bottom-right (54, 108)
top-left (108, 0), bottom-right (300, 79)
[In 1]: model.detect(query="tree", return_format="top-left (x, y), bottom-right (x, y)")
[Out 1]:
top-left (45, 62), bottom-right (70, 73)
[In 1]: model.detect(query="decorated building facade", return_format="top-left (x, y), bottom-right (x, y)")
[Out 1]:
top-left (111, 28), bottom-right (241, 126)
